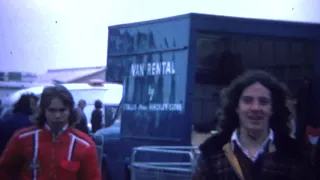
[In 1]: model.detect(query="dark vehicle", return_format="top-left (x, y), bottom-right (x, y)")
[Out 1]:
top-left (98, 13), bottom-right (320, 180)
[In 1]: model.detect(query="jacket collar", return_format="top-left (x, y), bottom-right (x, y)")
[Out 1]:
top-left (200, 130), bottom-right (298, 157)
top-left (231, 129), bottom-right (274, 147)
top-left (44, 124), bottom-right (68, 136)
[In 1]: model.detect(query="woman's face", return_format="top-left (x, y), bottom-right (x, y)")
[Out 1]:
top-left (236, 82), bottom-right (272, 132)
top-left (45, 97), bottom-right (70, 131)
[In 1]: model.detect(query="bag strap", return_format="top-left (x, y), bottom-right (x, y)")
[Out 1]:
top-left (223, 143), bottom-right (245, 180)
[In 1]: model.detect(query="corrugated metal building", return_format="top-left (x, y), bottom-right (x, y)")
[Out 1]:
top-left (0, 72), bottom-right (37, 99)
top-left (0, 67), bottom-right (107, 100)
top-left (33, 66), bottom-right (106, 84)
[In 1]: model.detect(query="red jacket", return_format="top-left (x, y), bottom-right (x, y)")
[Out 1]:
top-left (0, 125), bottom-right (101, 180)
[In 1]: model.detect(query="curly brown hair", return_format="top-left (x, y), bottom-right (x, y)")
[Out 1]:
top-left (218, 70), bottom-right (292, 138)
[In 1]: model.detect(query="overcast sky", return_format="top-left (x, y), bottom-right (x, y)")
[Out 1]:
top-left (0, 0), bottom-right (319, 74)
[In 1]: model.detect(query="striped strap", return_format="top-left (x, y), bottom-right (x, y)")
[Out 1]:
top-left (31, 131), bottom-right (40, 180)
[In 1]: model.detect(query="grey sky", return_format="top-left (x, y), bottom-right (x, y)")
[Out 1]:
top-left (0, 0), bottom-right (319, 73)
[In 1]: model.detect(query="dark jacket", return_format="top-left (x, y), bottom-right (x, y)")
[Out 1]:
top-left (74, 118), bottom-right (89, 134)
top-left (0, 113), bottom-right (34, 155)
top-left (91, 109), bottom-right (102, 133)
top-left (192, 132), bottom-right (314, 180)
top-left (74, 108), bottom-right (89, 134)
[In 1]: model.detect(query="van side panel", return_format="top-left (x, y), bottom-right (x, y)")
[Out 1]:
top-left (190, 13), bottom-right (320, 123)
top-left (105, 17), bottom-right (192, 180)
top-left (191, 13), bottom-right (320, 39)
top-left (107, 16), bottom-right (191, 144)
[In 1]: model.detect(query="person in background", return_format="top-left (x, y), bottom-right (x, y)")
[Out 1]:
top-left (0, 93), bottom-right (38, 155)
top-left (91, 100), bottom-right (103, 133)
top-left (0, 85), bottom-right (101, 180)
top-left (193, 70), bottom-right (313, 180)
top-left (74, 99), bottom-right (89, 134)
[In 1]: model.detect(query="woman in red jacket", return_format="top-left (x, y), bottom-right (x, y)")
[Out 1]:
top-left (0, 85), bottom-right (102, 180)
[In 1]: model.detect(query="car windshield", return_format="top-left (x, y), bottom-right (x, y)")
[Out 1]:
top-left (104, 99), bottom-right (123, 126)
top-left (113, 99), bottom-right (123, 122)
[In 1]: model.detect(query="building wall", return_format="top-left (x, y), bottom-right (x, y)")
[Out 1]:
top-left (70, 70), bottom-right (106, 83)
top-left (0, 71), bottom-right (37, 82)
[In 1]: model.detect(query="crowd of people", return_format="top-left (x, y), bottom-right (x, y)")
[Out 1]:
top-left (74, 99), bottom-right (105, 134)
top-left (0, 70), bottom-right (318, 180)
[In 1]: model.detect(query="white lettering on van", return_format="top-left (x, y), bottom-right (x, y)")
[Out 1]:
top-left (131, 64), bottom-right (145, 77)
top-left (149, 104), bottom-right (182, 111)
top-left (138, 104), bottom-right (148, 110)
top-left (148, 86), bottom-right (155, 101)
top-left (130, 61), bottom-right (176, 77)
top-left (123, 103), bottom-right (183, 112)
top-left (123, 104), bottom-right (137, 110)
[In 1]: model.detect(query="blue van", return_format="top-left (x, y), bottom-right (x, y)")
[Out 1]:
top-left (99, 13), bottom-right (320, 180)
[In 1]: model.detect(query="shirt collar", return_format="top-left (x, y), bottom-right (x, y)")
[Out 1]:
top-left (230, 129), bottom-right (274, 161)
top-left (231, 129), bottom-right (274, 150)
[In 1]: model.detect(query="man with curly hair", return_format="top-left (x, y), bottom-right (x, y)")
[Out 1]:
top-left (193, 70), bottom-right (313, 180)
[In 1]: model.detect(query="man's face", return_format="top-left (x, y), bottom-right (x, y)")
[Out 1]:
top-left (237, 82), bottom-right (272, 132)
top-left (45, 98), bottom-right (70, 131)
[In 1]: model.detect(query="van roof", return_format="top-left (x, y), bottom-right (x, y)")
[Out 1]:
top-left (109, 12), bottom-right (320, 30)
top-left (2, 83), bottom-right (123, 105)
